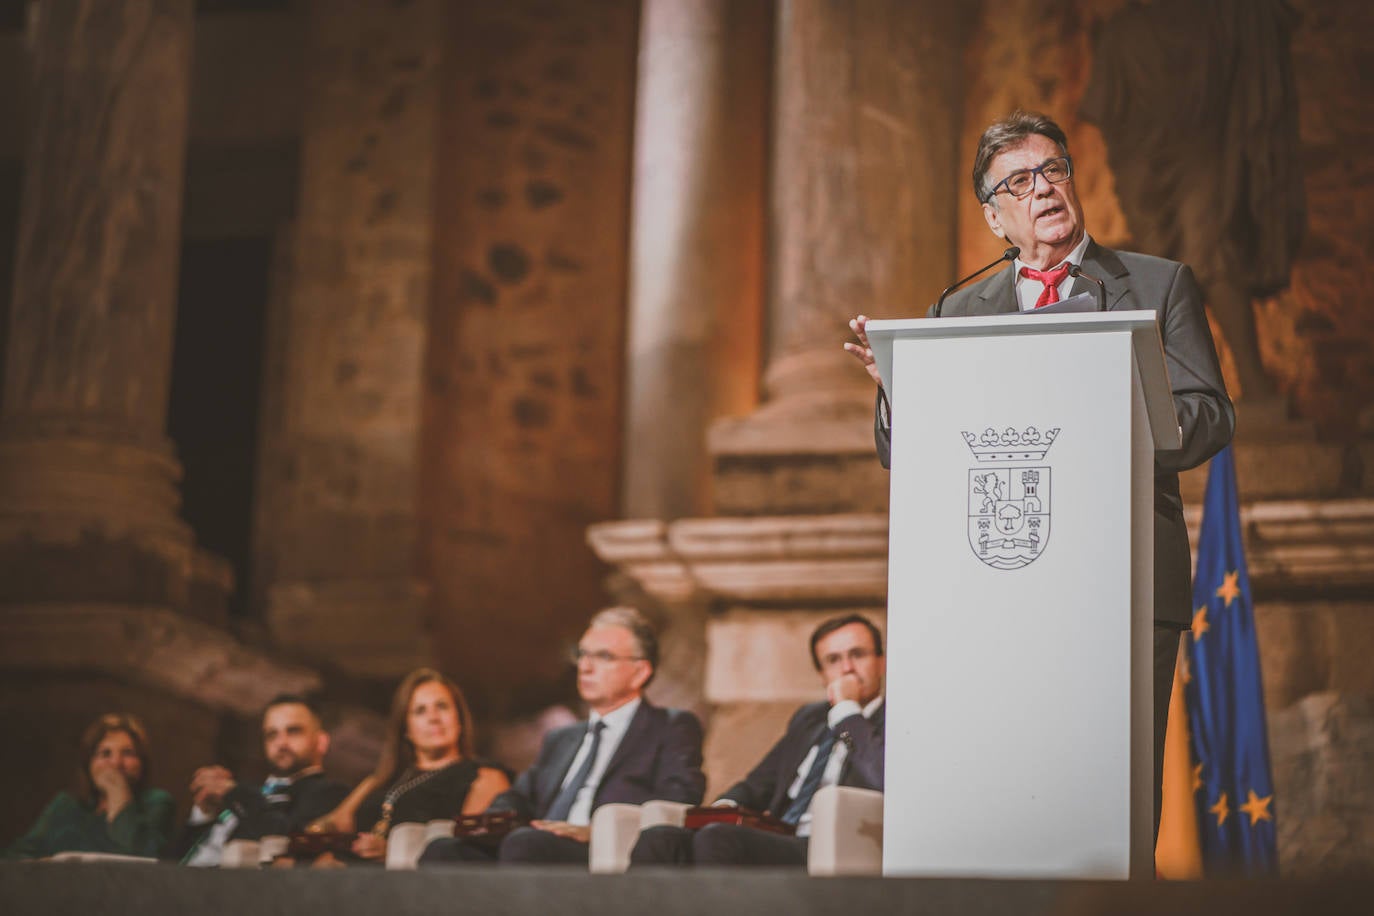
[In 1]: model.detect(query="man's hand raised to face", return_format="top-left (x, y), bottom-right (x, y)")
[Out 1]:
top-left (189, 765), bottom-right (237, 817)
top-left (826, 673), bottom-right (863, 707)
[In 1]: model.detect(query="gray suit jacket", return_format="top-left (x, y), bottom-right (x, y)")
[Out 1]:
top-left (875, 241), bottom-right (1234, 628)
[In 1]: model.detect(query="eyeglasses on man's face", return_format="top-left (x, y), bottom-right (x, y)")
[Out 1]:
top-left (569, 648), bottom-right (644, 666)
top-left (984, 155), bottom-right (1073, 203)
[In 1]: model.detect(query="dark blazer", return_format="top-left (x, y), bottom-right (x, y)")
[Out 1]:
top-left (489, 699), bottom-right (705, 820)
top-left (876, 241), bottom-right (1234, 628)
top-left (721, 700), bottom-right (885, 816)
top-left (166, 771), bottom-right (351, 860)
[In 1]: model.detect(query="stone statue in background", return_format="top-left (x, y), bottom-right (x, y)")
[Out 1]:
top-left (1081, 0), bottom-right (1305, 400)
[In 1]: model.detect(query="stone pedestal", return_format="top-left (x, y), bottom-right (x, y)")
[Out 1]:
top-left (251, 0), bottom-right (440, 680)
top-left (1269, 692), bottom-right (1374, 877)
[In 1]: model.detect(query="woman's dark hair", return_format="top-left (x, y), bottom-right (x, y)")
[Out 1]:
top-left (370, 668), bottom-right (475, 789)
top-left (76, 712), bottom-right (152, 805)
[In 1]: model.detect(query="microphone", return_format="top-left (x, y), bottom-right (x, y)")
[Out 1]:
top-left (1068, 263), bottom-right (1107, 312)
top-left (933, 247), bottom-right (1019, 318)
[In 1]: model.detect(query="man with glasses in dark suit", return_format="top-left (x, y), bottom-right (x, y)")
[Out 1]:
top-left (419, 607), bottom-right (705, 866)
top-left (846, 110), bottom-right (1234, 838)
top-left (630, 614), bottom-right (885, 867)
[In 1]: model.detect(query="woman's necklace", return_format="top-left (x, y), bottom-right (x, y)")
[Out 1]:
top-left (371, 759), bottom-right (460, 836)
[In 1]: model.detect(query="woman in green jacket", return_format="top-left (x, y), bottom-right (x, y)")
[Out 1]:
top-left (4, 712), bottom-right (175, 860)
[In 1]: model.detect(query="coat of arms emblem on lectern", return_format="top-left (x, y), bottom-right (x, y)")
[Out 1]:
top-left (964, 426), bottom-right (1059, 570)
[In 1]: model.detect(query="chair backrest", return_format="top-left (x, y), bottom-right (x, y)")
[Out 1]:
top-left (806, 785), bottom-right (884, 877)
top-left (385, 822), bottom-right (429, 870)
top-left (257, 835), bottom-right (288, 866)
top-left (639, 801), bottom-right (690, 829)
top-left (424, 818), bottom-right (456, 843)
top-left (47, 852), bottom-right (157, 864)
top-left (220, 839), bottom-right (261, 869)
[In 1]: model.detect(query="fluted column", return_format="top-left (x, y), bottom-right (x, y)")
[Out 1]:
top-left (621, 0), bottom-right (770, 522)
top-left (709, 0), bottom-right (969, 515)
top-left (0, 0), bottom-right (194, 546)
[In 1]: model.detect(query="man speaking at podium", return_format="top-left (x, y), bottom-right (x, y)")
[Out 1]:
top-left (845, 110), bottom-right (1234, 835)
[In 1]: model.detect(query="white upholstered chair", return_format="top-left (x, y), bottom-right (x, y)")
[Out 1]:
top-left (588, 799), bottom-right (692, 873)
top-left (805, 785), bottom-right (883, 876)
top-left (385, 818), bottom-right (457, 870)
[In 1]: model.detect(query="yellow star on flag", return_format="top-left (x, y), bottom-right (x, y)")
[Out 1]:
top-left (1239, 789), bottom-right (1274, 826)
top-left (1192, 606), bottom-right (1210, 640)
top-left (1191, 762), bottom-right (1204, 793)
top-left (1209, 792), bottom-right (1230, 827)
top-left (1216, 570), bottom-right (1242, 607)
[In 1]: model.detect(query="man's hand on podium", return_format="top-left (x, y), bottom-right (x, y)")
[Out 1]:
top-left (844, 315), bottom-right (883, 389)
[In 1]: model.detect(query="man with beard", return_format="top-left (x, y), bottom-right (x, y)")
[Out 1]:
top-left (171, 694), bottom-right (350, 866)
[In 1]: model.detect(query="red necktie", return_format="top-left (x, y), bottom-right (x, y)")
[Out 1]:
top-left (1020, 264), bottom-right (1071, 309)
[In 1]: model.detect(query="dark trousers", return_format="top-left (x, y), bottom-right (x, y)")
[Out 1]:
top-left (418, 827), bottom-right (589, 867)
top-left (631, 824), bottom-right (808, 868)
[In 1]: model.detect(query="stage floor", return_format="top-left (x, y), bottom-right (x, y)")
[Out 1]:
top-left (1, 862), bottom-right (1369, 916)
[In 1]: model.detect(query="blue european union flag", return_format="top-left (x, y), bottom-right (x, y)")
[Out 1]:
top-left (1184, 445), bottom-right (1278, 875)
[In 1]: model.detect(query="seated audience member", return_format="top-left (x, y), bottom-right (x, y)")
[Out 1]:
top-left (631, 614), bottom-right (885, 868)
top-left (4, 713), bottom-right (175, 860)
top-left (169, 694), bottom-right (350, 865)
top-left (315, 668), bottom-right (510, 864)
top-left (420, 607), bottom-right (706, 866)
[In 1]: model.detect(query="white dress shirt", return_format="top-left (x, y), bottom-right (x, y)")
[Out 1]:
top-left (1013, 234), bottom-right (1092, 311)
top-left (784, 695), bottom-right (884, 837)
top-left (559, 696), bottom-right (641, 827)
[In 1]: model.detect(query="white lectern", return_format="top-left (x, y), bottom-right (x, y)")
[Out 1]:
top-left (865, 311), bottom-right (1180, 880)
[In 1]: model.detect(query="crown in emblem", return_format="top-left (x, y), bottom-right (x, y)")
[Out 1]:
top-left (962, 426), bottom-right (1059, 462)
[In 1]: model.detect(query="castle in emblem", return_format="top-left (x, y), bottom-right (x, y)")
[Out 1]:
top-left (964, 426), bottom-right (1059, 570)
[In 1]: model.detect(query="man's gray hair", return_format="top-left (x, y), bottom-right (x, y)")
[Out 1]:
top-left (972, 110), bottom-right (1071, 205)
top-left (589, 606), bottom-right (659, 683)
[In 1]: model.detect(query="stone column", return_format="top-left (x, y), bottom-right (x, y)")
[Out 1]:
top-left (621, 0), bottom-right (770, 522)
top-left (710, 0), bottom-right (970, 516)
top-left (0, 0), bottom-right (312, 844)
top-left (696, 0), bottom-right (971, 790)
top-left (1, 0), bottom-right (192, 534)
top-left (0, 0), bottom-right (221, 611)
top-left (251, 0), bottom-right (440, 680)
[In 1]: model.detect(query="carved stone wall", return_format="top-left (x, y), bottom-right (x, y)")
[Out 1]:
top-left (421, 0), bottom-right (640, 717)
top-left (251, 0), bottom-right (440, 681)
top-left (959, 0), bottom-right (1374, 438)
top-left (1275, 0), bottom-right (1374, 434)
